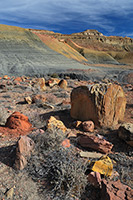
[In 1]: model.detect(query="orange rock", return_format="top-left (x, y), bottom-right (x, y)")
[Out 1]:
top-left (70, 83), bottom-right (126, 128)
top-left (3, 75), bottom-right (10, 80)
top-left (82, 121), bottom-right (94, 132)
top-left (47, 116), bottom-right (67, 134)
top-left (5, 112), bottom-right (32, 131)
top-left (14, 77), bottom-right (22, 82)
top-left (58, 79), bottom-right (67, 89)
top-left (61, 139), bottom-right (71, 148)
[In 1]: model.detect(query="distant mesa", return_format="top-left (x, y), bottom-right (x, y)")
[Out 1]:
top-left (0, 24), bottom-right (133, 78)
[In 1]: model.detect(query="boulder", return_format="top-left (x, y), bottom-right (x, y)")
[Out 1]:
top-left (46, 116), bottom-right (67, 134)
top-left (82, 121), bottom-right (94, 132)
top-left (32, 94), bottom-right (46, 104)
top-left (58, 79), bottom-right (67, 89)
top-left (91, 156), bottom-right (113, 177)
top-left (47, 78), bottom-right (60, 87)
top-left (15, 136), bottom-right (35, 170)
top-left (70, 83), bottom-right (126, 128)
top-left (24, 96), bottom-right (32, 104)
top-left (78, 134), bottom-right (113, 154)
top-left (118, 123), bottom-right (133, 146)
top-left (34, 77), bottom-right (46, 91)
top-left (5, 112), bottom-right (32, 131)
top-left (101, 179), bottom-right (133, 200)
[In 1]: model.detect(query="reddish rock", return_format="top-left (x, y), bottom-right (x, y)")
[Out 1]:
top-left (70, 84), bottom-right (126, 128)
top-left (15, 136), bottom-right (35, 170)
top-left (87, 172), bottom-right (101, 188)
top-left (32, 94), bottom-right (46, 104)
top-left (78, 134), bottom-right (113, 154)
top-left (82, 121), bottom-right (94, 132)
top-left (5, 112), bottom-right (32, 131)
top-left (58, 79), bottom-right (67, 89)
top-left (101, 179), bottom-right (133, 200)
top-left (61, 139), bottom-right (71, 148)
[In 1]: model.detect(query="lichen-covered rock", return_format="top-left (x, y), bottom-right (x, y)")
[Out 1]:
top-left (118, 123), bottom-right (133, 146)
top-left (46, 116), bottom-right (67, 134)
top-left (70, 83), bottom-right (126, 128)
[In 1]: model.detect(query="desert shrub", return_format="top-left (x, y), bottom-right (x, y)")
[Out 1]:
top-left (0, 106), bottom-right (9, 125)
top-left (51, 73), bottom-right (59, 78)
top-left (27, 129), bottom-right (87, 200)
top-left (31, 128), bottom-right (65, 152)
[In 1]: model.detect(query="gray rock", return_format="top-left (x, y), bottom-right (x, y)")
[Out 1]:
top-left (118, 123), bottom-right (133, 146)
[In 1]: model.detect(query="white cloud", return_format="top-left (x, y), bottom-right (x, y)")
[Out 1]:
top-left (0, 0), bottom-right (132, 35)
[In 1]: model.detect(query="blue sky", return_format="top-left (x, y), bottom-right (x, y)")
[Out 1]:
top-left (0, 0), bottom-right (133, 37)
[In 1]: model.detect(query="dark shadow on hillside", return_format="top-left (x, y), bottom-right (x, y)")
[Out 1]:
top-left (126, 103), bottom-right (133, 108)
top-left (0, 144), bottom-right (16, 167)
top-left (101, 130), bottom-right (133, 154)
top-left (39, 109), bottom-right (74, 129)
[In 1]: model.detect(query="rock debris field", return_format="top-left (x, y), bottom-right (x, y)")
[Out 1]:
top-left (0, 75), bottom-right (132, 200)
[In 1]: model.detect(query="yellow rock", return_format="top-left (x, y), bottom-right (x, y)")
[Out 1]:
top-left (5, 186), bottom-right (15, 199)
top-left (24, 96), bottom-right (32, 104)
top-left (47, 116), bottom-right (67, 134)
top-left (58, 79), bottom-right (67, 89)
top-left (38, 78), bottom-right (46, 91)
top-left (91, 155), bottom-right (113, 176)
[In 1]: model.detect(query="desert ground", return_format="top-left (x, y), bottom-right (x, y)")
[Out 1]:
top-left (0, 24), bottom-right (132, 200)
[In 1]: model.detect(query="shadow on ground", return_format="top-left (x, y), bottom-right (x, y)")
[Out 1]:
top-left (0, 144), bottom-right (16, 167)
top-left (39, 109), bottom-right (74, 129)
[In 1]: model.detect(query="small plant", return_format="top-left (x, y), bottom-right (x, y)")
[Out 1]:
top-left (0, 107), bottom-right (9, 125)
top-left (27, 129), bottom-right (88, 200)
top-left (51, 73), bottom-right (59, 78)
